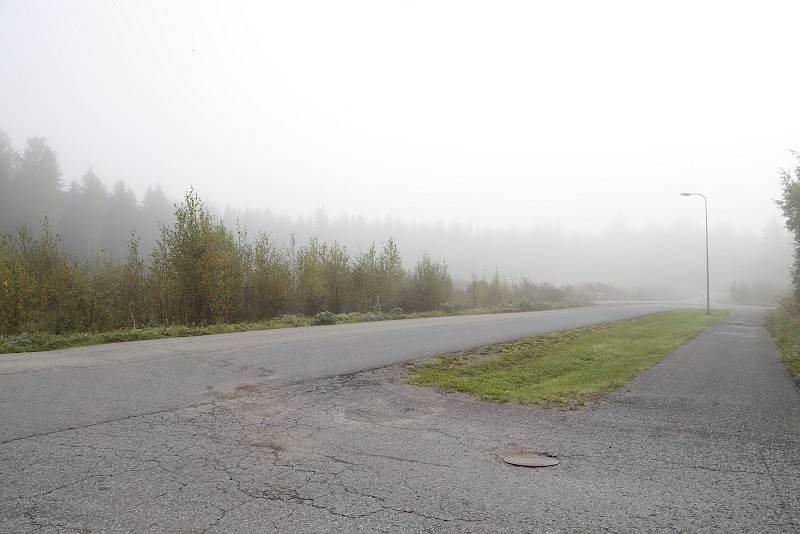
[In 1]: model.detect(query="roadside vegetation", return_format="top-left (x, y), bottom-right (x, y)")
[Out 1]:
top-left (0, 299), bottom-right (582, 354)
top-left (765, 310), bottom-right (800, 382)
top-left (0, 186), bottom-right (583, 353)
top-left (767, 151), bottom-right (800, 383)
top-left (405, 310), bottom-right (729, 407)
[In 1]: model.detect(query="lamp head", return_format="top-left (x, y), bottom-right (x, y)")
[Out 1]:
top-left (680, 193), bottom-right (692, 196)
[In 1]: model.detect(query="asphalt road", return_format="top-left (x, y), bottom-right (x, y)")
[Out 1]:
top-left (1, 303), bottom-right (798, 532)
top-left (0, 301), bottom-right (690, 442)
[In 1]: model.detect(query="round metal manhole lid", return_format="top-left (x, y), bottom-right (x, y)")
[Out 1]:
top-left (502, 454), bottom-right (559, 467)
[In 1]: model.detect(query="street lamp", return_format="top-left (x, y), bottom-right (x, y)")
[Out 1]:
top-left (681, 192), bottom-right (710, 314)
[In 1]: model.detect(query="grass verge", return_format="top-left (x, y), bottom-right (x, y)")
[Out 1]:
top-left (0, 322), bottom-right (284, 353)
top-left (765, 308), bottom-right (800, 383)
top-left (405, 309), bottom-right (729, 407)
top-left (0, 300), bottom-right (588, 354)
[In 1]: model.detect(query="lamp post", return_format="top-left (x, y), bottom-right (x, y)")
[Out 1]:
top-left (681, 192), bottom-right (710, 314)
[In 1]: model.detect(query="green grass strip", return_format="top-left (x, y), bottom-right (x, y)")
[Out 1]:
top-left (405, 310), bottom-right (729, 407)
top-left (765, 308), bottom-right (800, 383)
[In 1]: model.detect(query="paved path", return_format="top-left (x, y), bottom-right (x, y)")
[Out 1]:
top-left (1, 306), bottom-right (798, 532)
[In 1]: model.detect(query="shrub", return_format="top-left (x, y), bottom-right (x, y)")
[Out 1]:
top-left (314, 310), bottom-right (336, 325)
top-left (406, 253), bottom-right (451, 312)
top-left (515, 298), bottom-right (534, 311)
top-left (8, 332), bottom-right (31, 347)
top-left (151, 189), bottom-right (243, 325)
top-left (439, 302), bottom-right (456, 314)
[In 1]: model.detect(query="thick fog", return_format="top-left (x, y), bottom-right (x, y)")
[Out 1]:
top-left (0, 132), bottom-right (791, 302)
top-left (220, 204), bottom-right (793, 301)
top-left (1, 1), bottom-right (798, 303)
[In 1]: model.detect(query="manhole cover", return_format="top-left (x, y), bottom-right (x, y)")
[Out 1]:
top-left (503, 454), bottom-right (559, 467)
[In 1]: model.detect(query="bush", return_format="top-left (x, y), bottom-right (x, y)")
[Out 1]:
top-left (439, 302), bottom-right (456, 314)
top-left (8, 332), bottom-right (31, 347)
top-left (513, 298), bottom-right (534, 311)
top-left (151, 189), bottom-right (243, 325)
top-left (314, 310), bottom-right (336, 325)
top-left (406, 253), bottom-right (451, 312)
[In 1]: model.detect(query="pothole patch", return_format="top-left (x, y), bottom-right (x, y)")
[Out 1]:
top-left (487, 444), bottom-right (560, 468)
top-left (341, 386), bottom-right (442, 424)
top-left (209, 382), bottom-right (269, 401)
top-left (251, 438), bottom-right (313, 456)
top-left (502, 454), bottom-right (559, 467)
top-left (236, 403), bottom-right (284, 418)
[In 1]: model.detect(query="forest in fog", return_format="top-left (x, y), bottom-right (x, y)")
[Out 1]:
top-left (0, 130), bottom-right (792, 335)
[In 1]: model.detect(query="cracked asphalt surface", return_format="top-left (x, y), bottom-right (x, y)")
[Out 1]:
top-left (1, 305), bottom-right (798, 532)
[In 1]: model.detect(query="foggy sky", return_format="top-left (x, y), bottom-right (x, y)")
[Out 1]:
top-left (2, 0), bottom-right (800, 235)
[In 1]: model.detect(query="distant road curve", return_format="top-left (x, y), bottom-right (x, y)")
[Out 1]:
top-left (0, 301), bottom-right (721, 442)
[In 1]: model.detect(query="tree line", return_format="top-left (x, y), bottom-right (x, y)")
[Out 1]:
top-left (0, 130), bottom-right (174, 262)
top-left (0, 128), bottom-right (576, 335)
top-left (0, 187), bottom-right (575, 336)
top-left (1, 129), bottom-right (791, 306)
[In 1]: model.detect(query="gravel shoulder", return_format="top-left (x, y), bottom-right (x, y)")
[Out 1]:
top-left (2, 306), bottom-right (798, 532)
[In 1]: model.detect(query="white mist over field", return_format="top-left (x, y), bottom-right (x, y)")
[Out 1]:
top-left (1, 0), bottom-right (798, 298)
